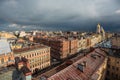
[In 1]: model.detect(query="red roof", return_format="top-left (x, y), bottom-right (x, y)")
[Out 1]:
top-left (48, 48), bottom-right (106, 80)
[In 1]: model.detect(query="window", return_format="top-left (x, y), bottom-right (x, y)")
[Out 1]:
top-left (107, 70), bottom-right (110, 76)
top-left (1, 58), bottom-right (4, 64)
top-left (26, 55), bottom-right (28, 58)
top-left (116, 74), bottom-right (118, 79)
top-left (116, 67), bottom-right (119, 71)
top-left (108, 58), bottom-right (111, 62)
top-left (108, 64), bottom-right (110, 68)
top-left (32, 54), bottom-right (34, 57)
top-left (117, 61), bottom-right (119, 64)
top-left (30, 54), bottom-right (31, 58)
top-left (112, 66), bottom-right (115, 70)
top-left (111, 72), bottom-right (114, 76)
top-left (8, 57), bottom-right (11, 61)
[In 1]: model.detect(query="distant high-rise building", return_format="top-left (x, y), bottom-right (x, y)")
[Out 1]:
top-left (96, 24), bottom-right (106, 40)
top-left (101, 26), bottom-right (106, 40)
top-left (96, 24), bottom-right (101, 34)
top-left (101, 27), bottom-right (105, 33)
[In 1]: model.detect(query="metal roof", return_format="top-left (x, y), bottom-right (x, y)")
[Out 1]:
top-left (0, 39), bottom-right (11, 54)
top-left (48, 48), bottom-right (106, 80)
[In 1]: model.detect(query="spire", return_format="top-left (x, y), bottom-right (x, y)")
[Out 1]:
top-left (101, 26), bottom-right (106, 40)
top-left (101, 27), bottom-right (105, 34)
top-left (96, 23), bottom-right (101, 34)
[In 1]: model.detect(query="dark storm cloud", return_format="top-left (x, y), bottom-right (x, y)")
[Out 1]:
top-left (0, 0), bottom-right (120, 31)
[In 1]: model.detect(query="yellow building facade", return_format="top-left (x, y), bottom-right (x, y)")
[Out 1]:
top-left (14, 46), bottom-right (51, 73)
top-left (0, 52), bottom-right (14, 67)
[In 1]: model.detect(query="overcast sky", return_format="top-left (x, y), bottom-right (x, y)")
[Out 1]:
top-left (0, 0), bottom-right (120, 31)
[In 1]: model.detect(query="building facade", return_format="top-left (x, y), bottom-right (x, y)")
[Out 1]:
top-left (0, 52), bottom-right (14, 67)
top-left (106, 55), bottom-right (120, 80)
top-left (90, 34), bottom-right (102, 47)
top-left (0, 39), bottom-right (14, 68)
top-left (77, 38), bottom-right (87, 51)
top-left (34, 37), bottom-right (78, 60)
top-left (105, 36), bottom-right (120, 80)
top-left (14, 45), bottom-right (51, 73)
top-left (69, 39), bottom-right (78, 55)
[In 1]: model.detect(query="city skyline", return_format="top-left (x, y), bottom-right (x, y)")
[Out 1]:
top-left (0, 23), bottom-right (120, 80)
top-left (0, 0), bottom-right (120, 32)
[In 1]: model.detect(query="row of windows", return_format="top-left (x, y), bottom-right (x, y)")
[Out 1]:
top-left (30, 62), bottom-right (50, 68)
top-left (107, 70), bottom-right (120, 80)
top-left (30, 58), bottom-right (50, 62)
top-left (108, 58), bottom-right (120, 64)
top-left (0, 57), bottom-right (11, 64)
top-left (29, 55), bottom-right (50, 63)
top-left (108, 64), bottom-right (119, 71)
top-left (22, 50), bottom-right (50, 58)
top-left (31, 63), bottom-right (50, 72)
top-left (30, 59), bottom-right (50, 65)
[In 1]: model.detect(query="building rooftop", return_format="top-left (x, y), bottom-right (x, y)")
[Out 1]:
top-left (0, 66), bottom-right (15, 80)
top-left (0, 38), bottom-right (11, 55)
top-left (13, 44), bottom-right (49, 54)
top-left (36, 49), bottom-right (106, 80)
top-left (37, 36), bottom-right (78, 42)
top-left (47, 48), bottom-right (106, 80)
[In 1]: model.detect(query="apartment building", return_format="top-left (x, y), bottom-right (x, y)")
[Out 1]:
top-left (34, 37), bottom-right (78, 59)
top-left (106, 36), bottom-right (120, 80)
top-left (14, 45), bottom-right (51, 73)
top-left (0, 39), bottom-right (14, 68)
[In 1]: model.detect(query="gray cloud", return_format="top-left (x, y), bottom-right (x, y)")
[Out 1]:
top-left (0, 0), bottom-right (120, 31)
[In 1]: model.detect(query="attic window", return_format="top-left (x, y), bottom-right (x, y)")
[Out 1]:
top-left (67, 78), bottom-right (73, 80)
top-left (77, 64), bottom-right (84, 72)
top-left (97, 55), bottom-right (101, 58)
top-left (40, 76), bottom-right (47, 80)
top-left (91, 54), bottom-right (96, 59)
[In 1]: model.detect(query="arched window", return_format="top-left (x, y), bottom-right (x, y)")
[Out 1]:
top-left (1, 58), bottom-right (4, 64)
top-left (8, 57), bottom-right (11, 61)
top-left (32, 54), bottom-right (34, 57)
